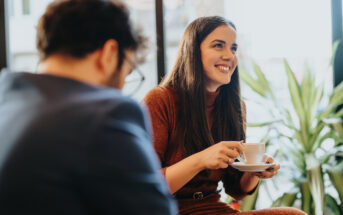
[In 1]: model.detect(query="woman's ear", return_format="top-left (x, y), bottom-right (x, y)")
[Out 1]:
top-left (96, 39), bottom-right (119, 78)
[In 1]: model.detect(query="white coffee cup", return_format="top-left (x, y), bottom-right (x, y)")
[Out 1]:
top-left (241, 143), bottom-right (265, 164)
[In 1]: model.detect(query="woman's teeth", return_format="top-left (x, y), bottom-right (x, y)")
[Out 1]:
top-left (217, 66), bottom-right (229, 71)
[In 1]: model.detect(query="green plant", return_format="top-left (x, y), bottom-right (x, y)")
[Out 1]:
top-left (239, 57), bottom-right (343, 215)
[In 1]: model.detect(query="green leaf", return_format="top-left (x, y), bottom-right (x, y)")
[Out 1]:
top-left (253, 62), bottom-right (274, 99)
top-left (318, 105), bottom-right (339, 121)
top-left (247, 120), bottom-right (282, 127)
top-left (321, 152), bottom-right (334, 164)
top-left (333, 109), bottom-right (343, 119)
top-left (327, 163), bottom-right (343, 213)
top-left (271, 192), bottom-right (297, 207)
top-left (240, 184), bottom-right (259, 211)
top-left (301, 67), bottom-right (312, 119)
top-left (318, 82), bottom-right (343, 119)
top-left (333, 123), bottom-right (343, 143)
top-left (240, 69), bottom-right (266, 97)
top-left (309, 83), bottom-right (324, 123)
top-left (282, 108), bottom-right (296, 127)
top-left (294, 130), bottom-right (306, 151)
top-left (322, 119), bottom-right (343, 144)
top-left (325, 194), bottom-right (342, 215)
top-left (284, 60), bottom-right (309, 151)
top-left (281, 143), bottom-right (306, 175)
top-left (309, 122), bottom-right (326, 152)
top-left (329, 81), bottom-right (343, 106)
top-left (330, 40), bottom-right (340, 65)
top-left (306, 154), bottom-right (325, 215)
top-left (299, 180), bottom-right (312, 214)
top-left (312, 130), bottom-right (334, 152)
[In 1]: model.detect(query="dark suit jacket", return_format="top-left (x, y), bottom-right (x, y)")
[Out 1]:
top-left (0, 72), bottom-right (177, 215)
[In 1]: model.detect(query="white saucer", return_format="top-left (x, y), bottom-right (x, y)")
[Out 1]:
top-left (231, 161), bottom-right (275, 172)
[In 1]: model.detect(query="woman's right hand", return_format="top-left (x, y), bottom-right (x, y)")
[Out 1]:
top-left (197, 141), bottom-right (244, 170)
top-left (164, 141), bottom-right (243, 193)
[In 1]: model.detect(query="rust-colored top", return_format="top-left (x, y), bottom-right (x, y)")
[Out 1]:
top-left (143, 86), bottom-right (249, 214)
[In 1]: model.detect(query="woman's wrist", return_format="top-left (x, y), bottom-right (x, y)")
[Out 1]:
top-left (247, 172), bottom-right (260, 180)
top-left (190, 151), bottom-right (206, 173)
top-left (240, 172), bottom-right (260, 193)
top-left (165, 151), bottom-right (207, 194)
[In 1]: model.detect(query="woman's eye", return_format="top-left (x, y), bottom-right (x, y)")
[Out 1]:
top-left (214, 43), bottom-right (223, 48)
top-left (232, 46), bottom-right (238, 52)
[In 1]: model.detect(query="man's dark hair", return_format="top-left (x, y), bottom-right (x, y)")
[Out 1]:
top-left (36, 0), bottom-right (145, 66)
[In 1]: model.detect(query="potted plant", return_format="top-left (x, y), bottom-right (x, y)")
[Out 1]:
top-left (238, 54), bottom-right (343, 215)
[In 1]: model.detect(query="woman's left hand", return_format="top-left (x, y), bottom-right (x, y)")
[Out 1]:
top-left (251, 154), bottom-right (280, 179)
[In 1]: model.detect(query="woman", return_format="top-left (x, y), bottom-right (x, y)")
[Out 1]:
top-left (143, 16), bottom-right (306, 215)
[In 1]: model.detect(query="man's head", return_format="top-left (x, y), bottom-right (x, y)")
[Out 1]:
top-left (36, 0), bottom-right (146, 89)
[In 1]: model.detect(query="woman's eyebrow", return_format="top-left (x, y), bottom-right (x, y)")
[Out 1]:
top-left (211, 40), bottom-right (238, 47)
top-left (211, 39), bottom-right (226, 44)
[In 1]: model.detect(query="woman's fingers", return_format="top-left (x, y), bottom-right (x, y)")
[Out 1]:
top-left (221, 154), bottom-right (235, 165)
top-left (216, 154), bottom-right (236, 169)
top-left (201, 141), bottom-right (244, 170)
top-left (253, 164), bottom-right (280, 178)
top-left (273, 164), bottom-right (280, 171)
top-left (266, 157), bottom-right (274, 164)
top-left (254, 172), bottom-right (272, 179)
top-left (217, 157), bottom-right (232, 169)
top-left (221, 141), bottom-right (244, 154)
top-left (225, 149), bottom-right (240, 159)
top-left (262, 154), bottom-right (274, 164)
top-left (226, 157), bottom-right (235, 165)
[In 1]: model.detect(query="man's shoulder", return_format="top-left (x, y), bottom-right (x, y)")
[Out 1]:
top-left (69, 87), bottom-right (147, 134)
top-left (55, 86), bottom-right (145, 133)
top-left (72, 86), bottom-right (137, 110)
top-left (0, 71), bottom-right (146, 142)
top-left (73, 87), bottom-right (143, 121)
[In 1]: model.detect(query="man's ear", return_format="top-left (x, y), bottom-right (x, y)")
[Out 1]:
top-left (96, 39), bottom-right (119, 78)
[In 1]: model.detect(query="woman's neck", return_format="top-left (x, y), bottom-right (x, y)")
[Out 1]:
top-left (206, 88), bottom-right (220, 107)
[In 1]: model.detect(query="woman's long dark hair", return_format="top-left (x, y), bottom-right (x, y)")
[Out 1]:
top-left (162, 16), bottom-right (246, 158)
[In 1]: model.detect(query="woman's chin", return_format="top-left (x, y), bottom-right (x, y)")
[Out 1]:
top-left (222, 77), bottom-right (231, 85)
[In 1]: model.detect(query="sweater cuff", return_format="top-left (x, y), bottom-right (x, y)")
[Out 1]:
top-left (161, 167), bottom-right (167, 176)
top-left (246, 181), bottom-right (260, 195)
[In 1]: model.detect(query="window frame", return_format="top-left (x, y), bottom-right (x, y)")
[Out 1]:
top-left (0, 0), bottom-right (9, 70)
top-left (332, 0), bottom-right (343, 87)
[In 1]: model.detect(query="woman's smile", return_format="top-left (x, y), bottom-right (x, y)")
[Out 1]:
top-left (215, 64), bottom-right (231, 72)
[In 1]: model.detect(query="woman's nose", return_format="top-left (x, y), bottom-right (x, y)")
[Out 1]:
top-left (222, 49), bottom-right (234, 60)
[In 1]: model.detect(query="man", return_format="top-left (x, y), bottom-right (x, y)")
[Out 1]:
top-left (0, 0), bottom-right (177, 214)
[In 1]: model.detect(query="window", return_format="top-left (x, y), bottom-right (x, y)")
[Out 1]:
top-left (123, 0), bottom-right (157, 100)
top-left (8, 0), bottom-right (52, 72)
top-left (22, 0), bottom-right (30, 15)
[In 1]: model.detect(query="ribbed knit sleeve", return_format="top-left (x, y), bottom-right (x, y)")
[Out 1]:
top-left (142, 86), bottom-right (175, 176)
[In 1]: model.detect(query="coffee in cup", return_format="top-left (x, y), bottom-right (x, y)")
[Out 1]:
top-left (241, 143), bottom-right (265, 164)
